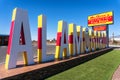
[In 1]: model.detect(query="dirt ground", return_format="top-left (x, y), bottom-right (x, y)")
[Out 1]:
top-left (0, 44), bottom-right (55, 64)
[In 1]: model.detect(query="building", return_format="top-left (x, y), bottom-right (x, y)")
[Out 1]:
top-left (0, 34), bottom-right (9, 46)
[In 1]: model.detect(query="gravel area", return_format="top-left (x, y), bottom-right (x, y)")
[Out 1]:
top-left (0, 44), bottom-right (55, 64)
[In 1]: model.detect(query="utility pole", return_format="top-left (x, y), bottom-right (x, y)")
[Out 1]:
top-left (112, 32), bottom-right (114, 43)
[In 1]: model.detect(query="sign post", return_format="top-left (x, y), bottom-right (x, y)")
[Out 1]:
top-left (106, 25), bottom-right (109, 47)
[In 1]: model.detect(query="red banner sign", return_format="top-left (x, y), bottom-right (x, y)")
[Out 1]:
top-left (88, 11), bottom-right (113, 26)
top-left (93, 25), bottom-right (107, 31)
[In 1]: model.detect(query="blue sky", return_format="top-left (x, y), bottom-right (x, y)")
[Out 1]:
top-left (0, 0), bottom-right (120, 40)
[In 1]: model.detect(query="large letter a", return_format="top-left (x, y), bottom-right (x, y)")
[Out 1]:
top-left (5, 8), bottom-right (34, 69)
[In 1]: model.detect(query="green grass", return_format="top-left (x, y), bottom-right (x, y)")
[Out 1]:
top-left (46, 50), bottom-right (120, 80)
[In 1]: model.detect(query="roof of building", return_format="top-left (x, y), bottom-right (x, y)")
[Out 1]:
top-left (0, 34), bottom-right (9, 36)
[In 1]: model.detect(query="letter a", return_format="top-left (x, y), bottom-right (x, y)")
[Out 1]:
top-left (5, 8), bottom-right (34, 69)
top-left (55, 21), bottom-right (69, 59)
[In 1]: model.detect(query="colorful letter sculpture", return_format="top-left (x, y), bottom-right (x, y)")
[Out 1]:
top-left (5, 8), bottom-right (34, 69)
top-left (37, 15), bottom-right (54, 63)
top-left (89, 30), bottom-right (95, 51)
top-left (69, 24), bottom-right (82, 56)
top-left (103, 32), bottom-right (107, 48)
top-left (55, 21), bottom-right (69, 59)
top-left (84, 28), bottom-right (90, 52)
top-left (68, 23), bottom-right (74, 56)
top-left (77, 26), bottom-right (83, 53)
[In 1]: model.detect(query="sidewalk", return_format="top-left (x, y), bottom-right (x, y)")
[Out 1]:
top-left (112, 65), bottom-right (120, 80)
